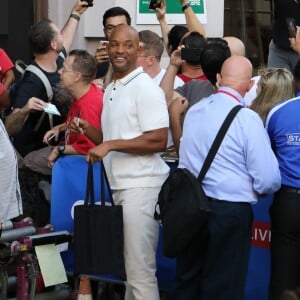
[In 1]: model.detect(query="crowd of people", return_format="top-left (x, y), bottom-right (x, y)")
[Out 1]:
top-left (1, 0), bottom-right (300, 299)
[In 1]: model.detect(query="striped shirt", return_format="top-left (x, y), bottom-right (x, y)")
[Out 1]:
top-left (0, 120), bottom-right (22, 222)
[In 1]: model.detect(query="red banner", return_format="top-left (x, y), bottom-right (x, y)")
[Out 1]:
top-left (251, 221), bottom-right (271, 248)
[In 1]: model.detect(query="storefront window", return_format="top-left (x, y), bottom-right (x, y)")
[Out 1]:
top-left (224, 0), bottom-right (273, 70)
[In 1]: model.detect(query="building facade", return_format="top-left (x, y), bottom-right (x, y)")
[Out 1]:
top-left (1, 0), bottom-right (272, 69)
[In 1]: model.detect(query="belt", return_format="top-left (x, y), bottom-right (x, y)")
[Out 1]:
top-left (281, 186), bottom-right (300, 194)
top-left (209, 198), bottom-right (250, 206)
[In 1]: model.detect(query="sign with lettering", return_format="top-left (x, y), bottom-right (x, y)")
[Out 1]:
top-left (137, 0), bottom-right (207, 24)
top-left (251, 221), bottom-right (271, 248)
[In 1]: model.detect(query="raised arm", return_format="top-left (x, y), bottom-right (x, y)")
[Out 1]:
top-left (169, 97), bottom-right (189, 154)
top-left (61, 0), bottom-right (90, 52)
top-left (160, 47), bottom-right (183, 105)
top-left (155, 1), bottom-right (170, 52)
top-left (180, 0), bottom-right (206, 37)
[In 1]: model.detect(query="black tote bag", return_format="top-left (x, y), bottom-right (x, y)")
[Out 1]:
top-left (74, 162), bottom-right (126, 280)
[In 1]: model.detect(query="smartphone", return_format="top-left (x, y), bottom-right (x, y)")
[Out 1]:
top-left (149, 0), bottom-right (162, 10)
top-left (99, 40), bottom-right (109, 47)
top-left (286, 18), bottom-right (297, 38)
top-left (86, 0), bottom-right (93, 7)
top-left (181, 48), bottom-right (202, 63)
top-left (81, 0), bottom-right (93, 7)
top-left (48, 132), bottom-right (64, 146)
top-left (48, 133), bottom-right (58, 146)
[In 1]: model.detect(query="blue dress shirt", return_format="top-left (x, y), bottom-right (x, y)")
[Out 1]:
top-left (179, 86), bottom-right (281, 204)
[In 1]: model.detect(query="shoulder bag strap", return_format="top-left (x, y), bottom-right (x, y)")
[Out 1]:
top-left (26, 65), bottom-right (53, 101)
top-left (58, 51), bottom-right (66, 60)
top-left (197, 105), bottom-right (243, 182)
top-left (25, 64), bottom-right (54, 131)
top-left (15, 60), bottom-right (27, 75)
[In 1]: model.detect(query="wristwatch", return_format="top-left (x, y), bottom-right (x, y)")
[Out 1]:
top-left (57, 144), bottom-right (65, 156)
top-left (182, 1), bottom-right (191, 11)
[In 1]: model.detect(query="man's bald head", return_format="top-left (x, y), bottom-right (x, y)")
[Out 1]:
top-left (110, 24), bottom-right (139, 45)
top-left (223, 36), bottom-right (246, 56)
top-left (217, 56), bottom-right (253, 96)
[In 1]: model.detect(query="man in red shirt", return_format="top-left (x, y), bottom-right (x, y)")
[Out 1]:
top-left (24, 50), bottom-right (103, 174)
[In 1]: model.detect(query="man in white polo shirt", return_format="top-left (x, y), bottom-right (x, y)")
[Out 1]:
top-left (82, 25), bottom-right (169, 300)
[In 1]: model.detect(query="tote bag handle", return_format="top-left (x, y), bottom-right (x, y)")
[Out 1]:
top-left (84, 163), bottom-right (95, 206)
top-left (84, 162), bottom-right (115, 206)
top-left (100, 161), bottom-right (115, 206)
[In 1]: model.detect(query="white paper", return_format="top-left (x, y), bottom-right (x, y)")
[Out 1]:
top-left (57, 242), bottom-right (69, 252)
top-left (35, 244), bottom-right (67, 287)
top-left (44, 103), bottom-right (61, 116)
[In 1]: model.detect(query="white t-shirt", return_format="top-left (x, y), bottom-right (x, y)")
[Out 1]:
top-left (152, 68), bottom-right (184, 148)
top-left (153, 68), bottom-right (184, 89)
top-left (102, 67), bottom-right (170, 190)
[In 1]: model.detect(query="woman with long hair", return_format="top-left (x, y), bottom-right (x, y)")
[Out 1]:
top-left (251, 67), bottom-right (294, 124)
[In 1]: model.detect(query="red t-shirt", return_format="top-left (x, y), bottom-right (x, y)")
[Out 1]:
top-left (177, 73), bottom-right (208, 83)
top-left (65, 84), bottom-right (103, 154)
top-left (0, 49), bottom-right (14, 82)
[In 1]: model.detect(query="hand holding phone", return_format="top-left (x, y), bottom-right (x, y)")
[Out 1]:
top-left (43, 131), bottom-right (58, 146)
top-left (149, 0), bottom-right (162, 10)
top-left (99, 40), bottom-right (109, 48)
top-left (81, 0), bottom-right (93, 7)
top-left (95, 41), bottom-right (109, 64)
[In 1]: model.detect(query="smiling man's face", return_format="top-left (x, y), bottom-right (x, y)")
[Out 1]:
top-left (108, 25), bottom-right (140, 79)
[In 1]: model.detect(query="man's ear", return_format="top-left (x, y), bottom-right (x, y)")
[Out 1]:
top-left (216, 73), bottom-right (222, 86)
top-left (50, 40), bottom-right (57, 51)
top-left (137, 45), bottom-right (143, 57)
top-left (148, 55), bottom-right (156, 66)
top-left (74, 71), bottom-right (82, 82)
top-left (248, 79), bottom-right (255, 92)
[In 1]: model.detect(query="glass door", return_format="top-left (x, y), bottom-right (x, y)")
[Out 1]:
top-left (224, 0), bottom-right (273, 70)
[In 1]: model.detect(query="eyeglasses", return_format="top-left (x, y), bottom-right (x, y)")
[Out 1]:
top-left (138, 54), bottom-right (157, 59)
top-left (61, 66), bottom-right (75, 73)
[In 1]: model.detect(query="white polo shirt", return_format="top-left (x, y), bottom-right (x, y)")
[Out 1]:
top-left (102, 67), bottom-right (170, 190)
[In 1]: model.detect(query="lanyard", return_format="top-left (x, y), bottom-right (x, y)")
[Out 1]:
top-left (217, 90), bottom-right (241, 103)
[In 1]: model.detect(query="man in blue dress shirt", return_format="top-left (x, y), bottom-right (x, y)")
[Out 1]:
top-left (175, 56), bottom-right (281, 300)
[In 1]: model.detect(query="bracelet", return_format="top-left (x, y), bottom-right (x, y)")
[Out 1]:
top-left (69, 13), bottom-right (80, 22)
top-left (182, 1), bottom-right (191, 11)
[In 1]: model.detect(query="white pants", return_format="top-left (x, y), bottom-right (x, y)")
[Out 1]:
top-left (113, 187), bottom-right (160, 300)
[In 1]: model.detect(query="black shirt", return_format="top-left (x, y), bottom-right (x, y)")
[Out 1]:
top-left (96, 61), bottom-right (109, 78)
top-left (11, 49), bottom-right (68, 156)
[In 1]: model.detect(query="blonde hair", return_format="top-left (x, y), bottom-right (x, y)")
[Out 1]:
top-left (251, 68), bottom-right (294, 124)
